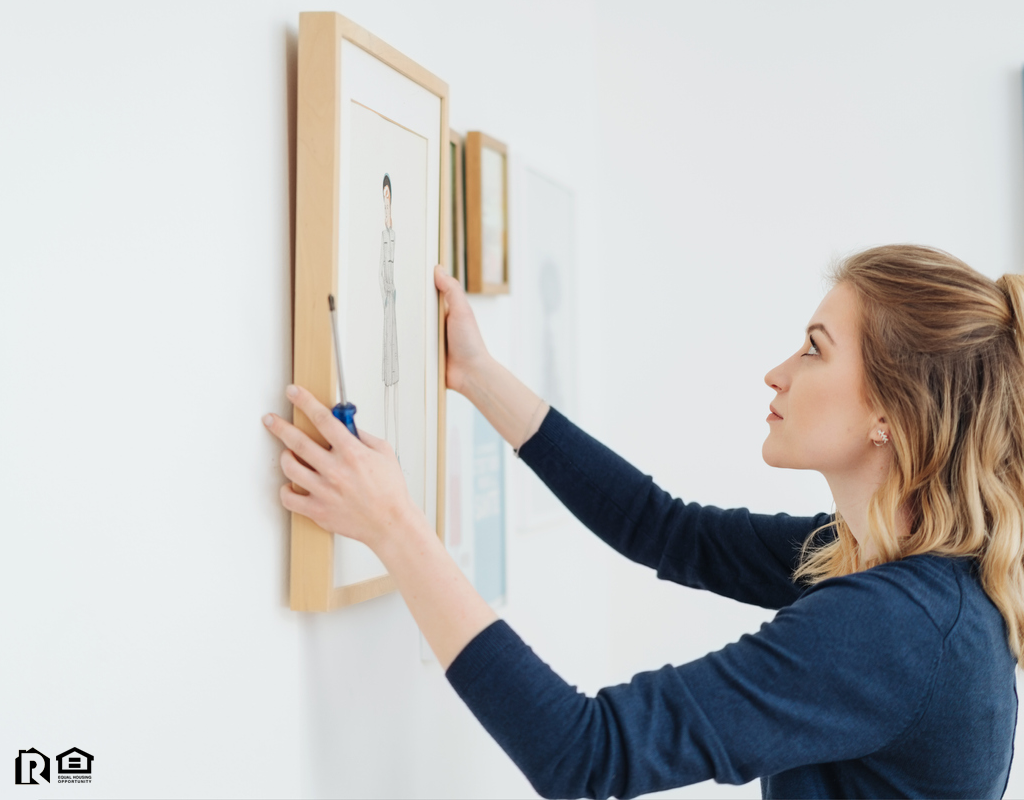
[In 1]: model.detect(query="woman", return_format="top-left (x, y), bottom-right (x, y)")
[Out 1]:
top-left (263, 245), bottom-right (1020, 799)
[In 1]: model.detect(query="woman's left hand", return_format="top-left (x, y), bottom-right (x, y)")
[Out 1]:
top-left (263, 384), bottom-right (419, 554)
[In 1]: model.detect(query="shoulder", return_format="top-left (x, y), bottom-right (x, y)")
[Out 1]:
top-left (799, 554), bottom-right (964, 638)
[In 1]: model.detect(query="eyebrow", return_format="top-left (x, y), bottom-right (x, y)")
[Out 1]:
top-left (807, 323), bottom-right (836, 345)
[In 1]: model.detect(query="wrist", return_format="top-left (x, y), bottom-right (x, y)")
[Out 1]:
top-left (515, 397), bottom-right (549, 451)
top-left (462, 353), bottom-right (502, 400)
top-left (455, 352), bottom-right (498, 404)
top-left (373, 507), bottom-right (440, 571)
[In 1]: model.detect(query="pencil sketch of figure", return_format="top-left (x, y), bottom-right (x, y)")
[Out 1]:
top-left (380, 173), bottom-right (400, 463)
top-left (540, 259), bottom-right (563, 410)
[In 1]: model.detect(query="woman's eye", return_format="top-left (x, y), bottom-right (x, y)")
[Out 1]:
top-left (803, 336), bottom-right (820, 357)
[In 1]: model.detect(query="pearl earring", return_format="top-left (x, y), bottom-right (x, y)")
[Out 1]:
top-left (873, 430), bottom-right (889, 447)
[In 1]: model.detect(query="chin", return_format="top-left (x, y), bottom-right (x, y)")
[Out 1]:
top-left (762, 451), bottom-right (784, 468)
top-left (762, 437), bottom-right (795, 469)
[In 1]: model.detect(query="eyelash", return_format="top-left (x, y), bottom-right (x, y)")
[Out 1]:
top-left (803, 335), bottom-right (820, 357)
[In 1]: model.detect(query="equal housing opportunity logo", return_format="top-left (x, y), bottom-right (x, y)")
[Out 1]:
top-left (15, 747), bottom-right (93, 785)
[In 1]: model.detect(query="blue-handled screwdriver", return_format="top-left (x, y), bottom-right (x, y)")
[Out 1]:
top-left (328, 294), bottom-right (359, 439)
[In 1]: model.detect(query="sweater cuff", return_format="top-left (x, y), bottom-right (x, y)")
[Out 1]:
top-left (445, 619), bottom-right (522, 690)
top-left (516, 405), bottom-right (569, 467)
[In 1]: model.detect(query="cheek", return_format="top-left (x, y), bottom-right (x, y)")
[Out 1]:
top-left (795, 377), bottom-right (871, 456)
top-left (800, 382), bottom-right (840, 431)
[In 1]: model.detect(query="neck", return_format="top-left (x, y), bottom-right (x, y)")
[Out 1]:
top-left (824, 458), bottom-right (904, 566)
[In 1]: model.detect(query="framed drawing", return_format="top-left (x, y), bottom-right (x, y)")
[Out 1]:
top-left (513, 168), bottom-right (577, 531)
top-left (465, 131), bottom-right (509, 294)
top-left (448, 129), bottom-right (467, 286)
top-left (291, 12), bottom-right (449, 611)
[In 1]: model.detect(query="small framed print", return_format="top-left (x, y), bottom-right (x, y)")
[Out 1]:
top-left (448, 130), bottom-right (467, 286)
top-left (465, 131), bottom-right (509, 294)
top-left (291, 12), bottom-right (449, 611)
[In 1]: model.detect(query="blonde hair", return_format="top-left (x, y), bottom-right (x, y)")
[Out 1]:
top-left (793, 244), bottom-right (1024, 666)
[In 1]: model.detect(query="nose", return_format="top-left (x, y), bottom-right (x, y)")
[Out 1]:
top-left (764, 360), bottom-right (788, 393)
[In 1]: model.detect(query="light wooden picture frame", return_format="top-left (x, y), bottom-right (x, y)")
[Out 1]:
top-left (465, 131), bottom-right (509, 294)
top-left (448, 129), bottom-right (467, 286)
top-left (292, 12), bottom-right (449, 612)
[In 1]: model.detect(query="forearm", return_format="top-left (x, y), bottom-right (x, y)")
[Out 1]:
top-left (460, 356), bottom-right (549, 450)
top-left (446, 619), bottom-right (717, 799)
top-left (377, 511), bottom-right (498, 669)
top-left (446, 621), bottom-right (617, 800)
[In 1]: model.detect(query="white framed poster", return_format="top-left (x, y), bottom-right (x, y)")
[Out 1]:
top-left (513, 168), bottom-right (578, 532)
top-left (291, 13), bottom-right (448, 611)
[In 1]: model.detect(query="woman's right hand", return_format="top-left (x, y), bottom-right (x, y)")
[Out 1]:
top-left (434, 265), bottom-right (491, 394)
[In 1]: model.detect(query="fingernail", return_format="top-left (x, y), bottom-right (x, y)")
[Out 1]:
top-left (286, 384), bottom-right (298, 398)
top-left (263, 414), bottom-right (274, 427)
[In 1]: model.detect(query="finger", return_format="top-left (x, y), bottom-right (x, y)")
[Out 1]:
top-left (263, 412), bottom-right (334, 474)
top-left (357, 427), bottom-right (392, 455)
top-left (280, 483), bottom-right (319, 518)
top-left (286, 384), bottom-right (355, 452)
top-left (280, 449), bottom-right (325, 494)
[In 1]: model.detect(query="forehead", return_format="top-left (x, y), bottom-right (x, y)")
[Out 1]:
top-left (809, 282), bottom-right (861, 343)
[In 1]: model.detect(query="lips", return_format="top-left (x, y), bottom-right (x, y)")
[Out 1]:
top-left (768, 405), bottom-right (784, 421)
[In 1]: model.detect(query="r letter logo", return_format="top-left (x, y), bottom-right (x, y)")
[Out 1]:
top-left (14, 749), bottom-right (50, 785)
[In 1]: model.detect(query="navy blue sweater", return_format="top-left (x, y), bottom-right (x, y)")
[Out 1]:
top-left (445, 408), bottom-right (1018, 799)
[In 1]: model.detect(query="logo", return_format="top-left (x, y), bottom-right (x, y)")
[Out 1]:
top-left (56, 748), bottom-right (93, 784)
top-left (14, 750), bottom-right (49, 785)
top-left (14, 747), bottom-right (93, 785)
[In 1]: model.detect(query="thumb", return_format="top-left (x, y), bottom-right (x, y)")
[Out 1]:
top-left (434, 264), bottom-right (462, 302)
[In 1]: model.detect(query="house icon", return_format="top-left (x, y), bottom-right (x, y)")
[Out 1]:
top-left (56, 748), bottom-right (93, 774)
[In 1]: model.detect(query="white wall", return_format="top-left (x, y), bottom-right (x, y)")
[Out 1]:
top-left (2, 2), bottom-right (1022, 798)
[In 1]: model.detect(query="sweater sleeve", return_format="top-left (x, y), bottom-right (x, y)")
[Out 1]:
top-left (518, 408), bottom-right (833, 609)
top-left (447, 569), bottom-right (945, 800)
